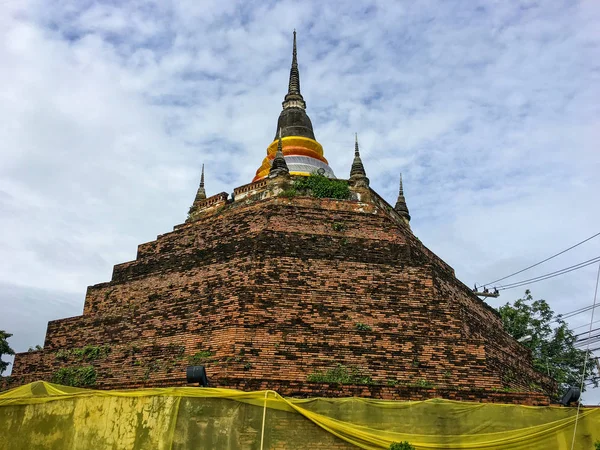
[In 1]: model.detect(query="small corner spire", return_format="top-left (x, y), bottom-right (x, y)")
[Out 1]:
top-left (269, 128), bottom-right (290, 177)
top-left (278, 127), bottom-right (283, 153)
top-left (195, 163), bottom-right (207, 201)
top-left (187, 163), bottom-right (207, 221)
top-left (394, 173), bottom-right (411, 223)
top-left (349, 133), bottom-right (369, 187)
top-left (283, 30), bottom-right (306, 110)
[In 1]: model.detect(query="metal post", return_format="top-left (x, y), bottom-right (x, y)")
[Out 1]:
top-left (260, 390), bottom-right (268, 450)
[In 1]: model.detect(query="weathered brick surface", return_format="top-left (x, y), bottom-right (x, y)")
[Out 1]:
top-left (8, 181), bottom-right (555, 404)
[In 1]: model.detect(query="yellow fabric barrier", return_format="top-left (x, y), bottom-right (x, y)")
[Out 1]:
top-left (1, 382), bottom-right (599, 449)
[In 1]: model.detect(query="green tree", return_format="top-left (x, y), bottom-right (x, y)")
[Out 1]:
top-left (0, 330), bottom-right (15, 375)
top-left (498, 290), bottom-right (598, 391)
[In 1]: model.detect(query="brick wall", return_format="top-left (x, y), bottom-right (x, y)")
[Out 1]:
top-left (8, 185), bottom-right (555, 404)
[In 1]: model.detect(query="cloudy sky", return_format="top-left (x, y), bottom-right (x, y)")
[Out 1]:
top-left (1, 0), bottom-right (599, 401)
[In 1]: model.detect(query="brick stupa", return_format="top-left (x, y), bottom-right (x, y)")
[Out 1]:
top-left (8, 33), bottom-right (555, 404)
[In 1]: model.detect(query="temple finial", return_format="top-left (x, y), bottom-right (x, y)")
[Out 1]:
top-left (289, 30), bottom-right (299, 95)
top-left (283, 30), bottom-right (306, 109)
top-left (269, 128), bottom-right (289, 178)
top-left (394, 173), bottom-right (411, 223)
top-left (399, 173), bottom-right (403, 195)
top-left (349, 133), bottom-right (369, 187)
top-left (200, 163), bottom-right (205, 188)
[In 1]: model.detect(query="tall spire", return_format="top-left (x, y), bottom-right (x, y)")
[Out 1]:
top-left (269, 128), bottom-right (289, 178)
top-left (253, 31), bottom-right (336, 182)
top-left (194, 164), bottom-right (207, 201)
top-left (288, 30), bottom-right (300, 95)
top-left (394, 173), bottom-right (411, 223)
top-left (349, 133), bottom-right (369, 187)
top-left (283, 30), bottom-right (306, 110)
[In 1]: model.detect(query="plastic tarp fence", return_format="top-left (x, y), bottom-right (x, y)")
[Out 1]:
top-left (1, 382), bottom-right (599, 449)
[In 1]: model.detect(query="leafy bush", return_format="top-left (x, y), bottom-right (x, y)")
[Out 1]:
top-left (595, 440), bottom-right (600, 450)
top-left (51, 366), bottom-right (97, 387)
top-left (390, 442), bottom-right (415, 450)
top-left (293, 174), bottom-right (350, 200)
top-left (307, 364), bottom-right (372, 384)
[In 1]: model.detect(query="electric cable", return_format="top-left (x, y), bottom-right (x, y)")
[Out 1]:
top-left (496, 256), bottom-right (600, 291)
top-left (574, 335), bottom-right (600, 347)
top-left (571, 319), bottom-right (600, 331)
top-left (573, 327), bottom-right (600, 340)
top-left (570, 261), bottom-right (599, 450)
top-left (557, 303), bottom-right (600, 322)
top-left (481, 231), bottom-right (600, 286)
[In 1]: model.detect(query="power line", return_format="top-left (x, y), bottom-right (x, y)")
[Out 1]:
top-left (482, 231), bottom-right (600, 286)
top-left (496, 256), bottom-right (600, 291)
top-left (572, 319), bottom-right (600, 331)
top-left (574, 327), bottom-right (600, 340)
top-left (570, 261), bottom-right (599, 450)
top-left (575, 335), bottom-right (600, 348)
top-left (497, 256), bottom-right (600, 289)
top-left (558, 303), bottom-right (600, 321)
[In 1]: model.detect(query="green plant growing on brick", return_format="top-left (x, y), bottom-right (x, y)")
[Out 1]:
top-left (386, 379), bottom-right (398, 387)
top-left (355, 322), bottom-right (372, 332)
top-left (293, 174), bottom-right (350, 200)
top-left (143, 366), bottom-right (151, 381)
top-left (28, 345), bottom-right (43, 352)
top-left (307, 364), bottom-right (372, 385)
top-left (415, 379), bottom-right (434, 388)
top-left (280, 188), bottom-right (298, 198)
top-left (55, 349), bottom-right (71, 361)
top-left (244, 362), bottom-right (253, 370)
top-left (332, 222), bottom-right (346, 232)
top-left (188, 350), bottom-right (213, 365)
top-left (51, 366), bottom-right (97, 387)
top-left (390, 442), bottom-right (415, 450)
top-left (71, 345), bottom-right (111, 361)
